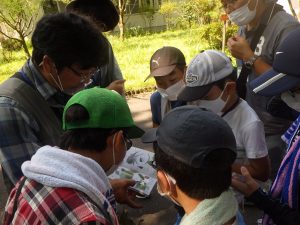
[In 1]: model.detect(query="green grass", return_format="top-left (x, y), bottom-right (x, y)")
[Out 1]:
top-left (0, 28), bottom-right (210, 90)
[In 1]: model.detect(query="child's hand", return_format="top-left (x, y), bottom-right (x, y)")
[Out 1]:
top-left (106, 79), bottom-right (126, 95)
top-left (231, 166), bottom-right (260, 197)
top-left (110, 179), bottom-right (143, 208)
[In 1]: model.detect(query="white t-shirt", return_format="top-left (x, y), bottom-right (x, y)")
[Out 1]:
top-left (223, 99), bottom-right (268, 162)
top-left (223, 99), bottom-right (268, 204)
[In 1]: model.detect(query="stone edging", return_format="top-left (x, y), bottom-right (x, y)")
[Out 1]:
top-left (125, 86), bottom-right (156, 97)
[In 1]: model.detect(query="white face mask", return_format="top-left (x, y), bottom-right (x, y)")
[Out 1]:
top-left (229, 0), bottom-right (258, 26)
top-left (49, 72), bottom-right (89, 96)
top-left (195, 86), bottom-right (229, 115)
top-left (157, 172), bottom-right (181, 206)
top-left (105, 133), bottom-right (126, 176)
top-left (157, 80), bottom-right (185, 101)
top-left (281, 91), bottom-right (300, 112)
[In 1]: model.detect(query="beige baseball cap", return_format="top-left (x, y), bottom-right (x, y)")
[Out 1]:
top-left (144, 46), bottom-right (186, 81)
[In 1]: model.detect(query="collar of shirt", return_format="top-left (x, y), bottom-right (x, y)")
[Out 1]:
top-left (20, 59), bottom-right (58, 101)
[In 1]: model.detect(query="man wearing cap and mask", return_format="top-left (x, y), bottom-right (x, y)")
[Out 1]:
top-left (222, 0), bottom-right (299, 179)
top-left (3, 88), bottom-right (144, 224)
top-left (145, 46), bottom-right (187, 127)
top-left (178, 50), bottom-right (270, 207)
top-left (232, 27), bottom-right (300, 225)
top-left (143, 106), bottom-right (240, 225)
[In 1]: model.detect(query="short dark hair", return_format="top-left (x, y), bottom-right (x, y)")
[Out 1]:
top-left (31, 13), bottom-right (108, 71)
top-left (59, 104), bottom-right (115, 151)
top-left (154, 144), bottom-right (232, 199)
top-left (214, 67), bottom-right (237, 90)
top-left (66, 0), bottom-right (119, 31)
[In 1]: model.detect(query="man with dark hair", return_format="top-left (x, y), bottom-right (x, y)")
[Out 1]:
top-left (66, 0), bottom-right (125, 95)
top-left (143, 106), bottom-right (239, 224)
top-left (222, 0), bottom-right (299, 179)
top-left (178, 50), bottom-right (270, 206)
top-left (3, 87), bottom-right (144, 224)
top-left (0, 13), bottom-right (108, 191)
top-left (145, 46), bottom-right (186, 127)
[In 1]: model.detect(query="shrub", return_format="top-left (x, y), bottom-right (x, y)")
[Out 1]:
top-left (197, 22), bottom-right (237, 49)
top-left (1, 38), bottom-right (23, 62)
top-left (125, 26), bottom-right (146, 37)
top-left (1, 38), bottom-right (22, 51)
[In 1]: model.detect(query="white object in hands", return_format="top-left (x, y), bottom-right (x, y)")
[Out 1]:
top-left (109, 147), bottom-right (157, 197)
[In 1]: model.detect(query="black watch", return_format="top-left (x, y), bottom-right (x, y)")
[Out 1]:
top-left (244, 55), bottom-right (258, 69)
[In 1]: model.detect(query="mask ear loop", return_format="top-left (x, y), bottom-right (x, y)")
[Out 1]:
top-left (53, 65), bottom-right (64, 92)
top-left (161, 171), bottom-right (177, 195)
top-left (221, 82), bottom-right (231, 102)
top-left (164, 172), bottom-right (181, 206)
top-left (49, 72), bottom-right (64, 92)
top-left (39, 61), bottom-right (64, 92)
top-left (112, 133), bottom-right (117, 165)
top-left (44, 61), bottom-right (64, 92)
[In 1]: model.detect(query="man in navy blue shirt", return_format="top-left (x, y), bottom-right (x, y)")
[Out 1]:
top-left (145, 46), bottom-right (186, 127)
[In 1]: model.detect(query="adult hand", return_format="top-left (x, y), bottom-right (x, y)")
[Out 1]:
top-left (227, 35), bottom-right (254, 61)
top-left (231, 166), bottom-right (260, 197)
top-left (106, 79), bottom-right (126, 95)
top-left (110, 179), bottom-right (143, 208)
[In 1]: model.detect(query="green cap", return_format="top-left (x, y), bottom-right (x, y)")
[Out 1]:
top-left (63, 87), bottom-right (144, 138)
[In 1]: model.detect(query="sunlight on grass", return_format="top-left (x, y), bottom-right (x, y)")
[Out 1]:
top-left (0, 28), bottom-right (209, 90)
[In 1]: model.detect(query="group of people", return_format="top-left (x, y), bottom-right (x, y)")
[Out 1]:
top-left (145, 0), bottom-right (300, 224)
top-left (1, 0), bottom-right (300, 224)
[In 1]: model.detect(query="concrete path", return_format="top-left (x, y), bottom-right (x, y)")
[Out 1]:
top-left (0, 92), bottom-right (263, 224)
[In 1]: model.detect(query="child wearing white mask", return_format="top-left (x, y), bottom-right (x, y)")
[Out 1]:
top-left (142, 106), bottom-right (240, 225)
top-left (178, 50), bottom-right (271, 206)
top-left (144, 46), bottom-right (187, 127)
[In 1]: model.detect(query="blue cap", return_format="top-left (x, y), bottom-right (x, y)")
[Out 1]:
top-left (250, 28), bottom-right (300, 96)
top-left (142, 106), bottom-right (236, 168)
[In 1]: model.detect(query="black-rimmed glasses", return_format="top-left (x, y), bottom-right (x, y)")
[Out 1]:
top-left (150, 159), bottom-right (157, 169)
top-left (68, 66), bottom-right (97, 84)
top-left (123, 132), bottom-right (133, 151)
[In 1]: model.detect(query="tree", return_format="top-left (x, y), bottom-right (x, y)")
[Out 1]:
top-left (113, 0), bottom-right (139, 40)
top-left (189, 0), bottom-right (220, 24)
top-left (118, 0), bottom-right (127, 40)
top-left (0, 0), bottom-right (42, 58)
top-left (165, 0), bottom-right (221, 29)
top-left (159, 1), bottom-right (178, 30)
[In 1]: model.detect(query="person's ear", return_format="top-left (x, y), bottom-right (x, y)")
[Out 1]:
top-left (41, 55), bottom-right (54, 75)
top-left (107, 130), bottom-right (125, 152)
top-left (183, 66), bottom-right (187, 75)
top-left (157, 170), bottom-right (171, 194)
top-left (222, 81), bottom-right (236, 100)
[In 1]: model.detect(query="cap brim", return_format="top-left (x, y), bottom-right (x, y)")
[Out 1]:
top-left (144, 65), bottom-right (176, 82)
top-left (127, 125), bottom-right (145, 139)
top-left (178, 84), bottom-right (213, 101)
top-left (141, 128), bottom-right (157, 143)
top-left (250, 69), bottom-right (300, 97)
